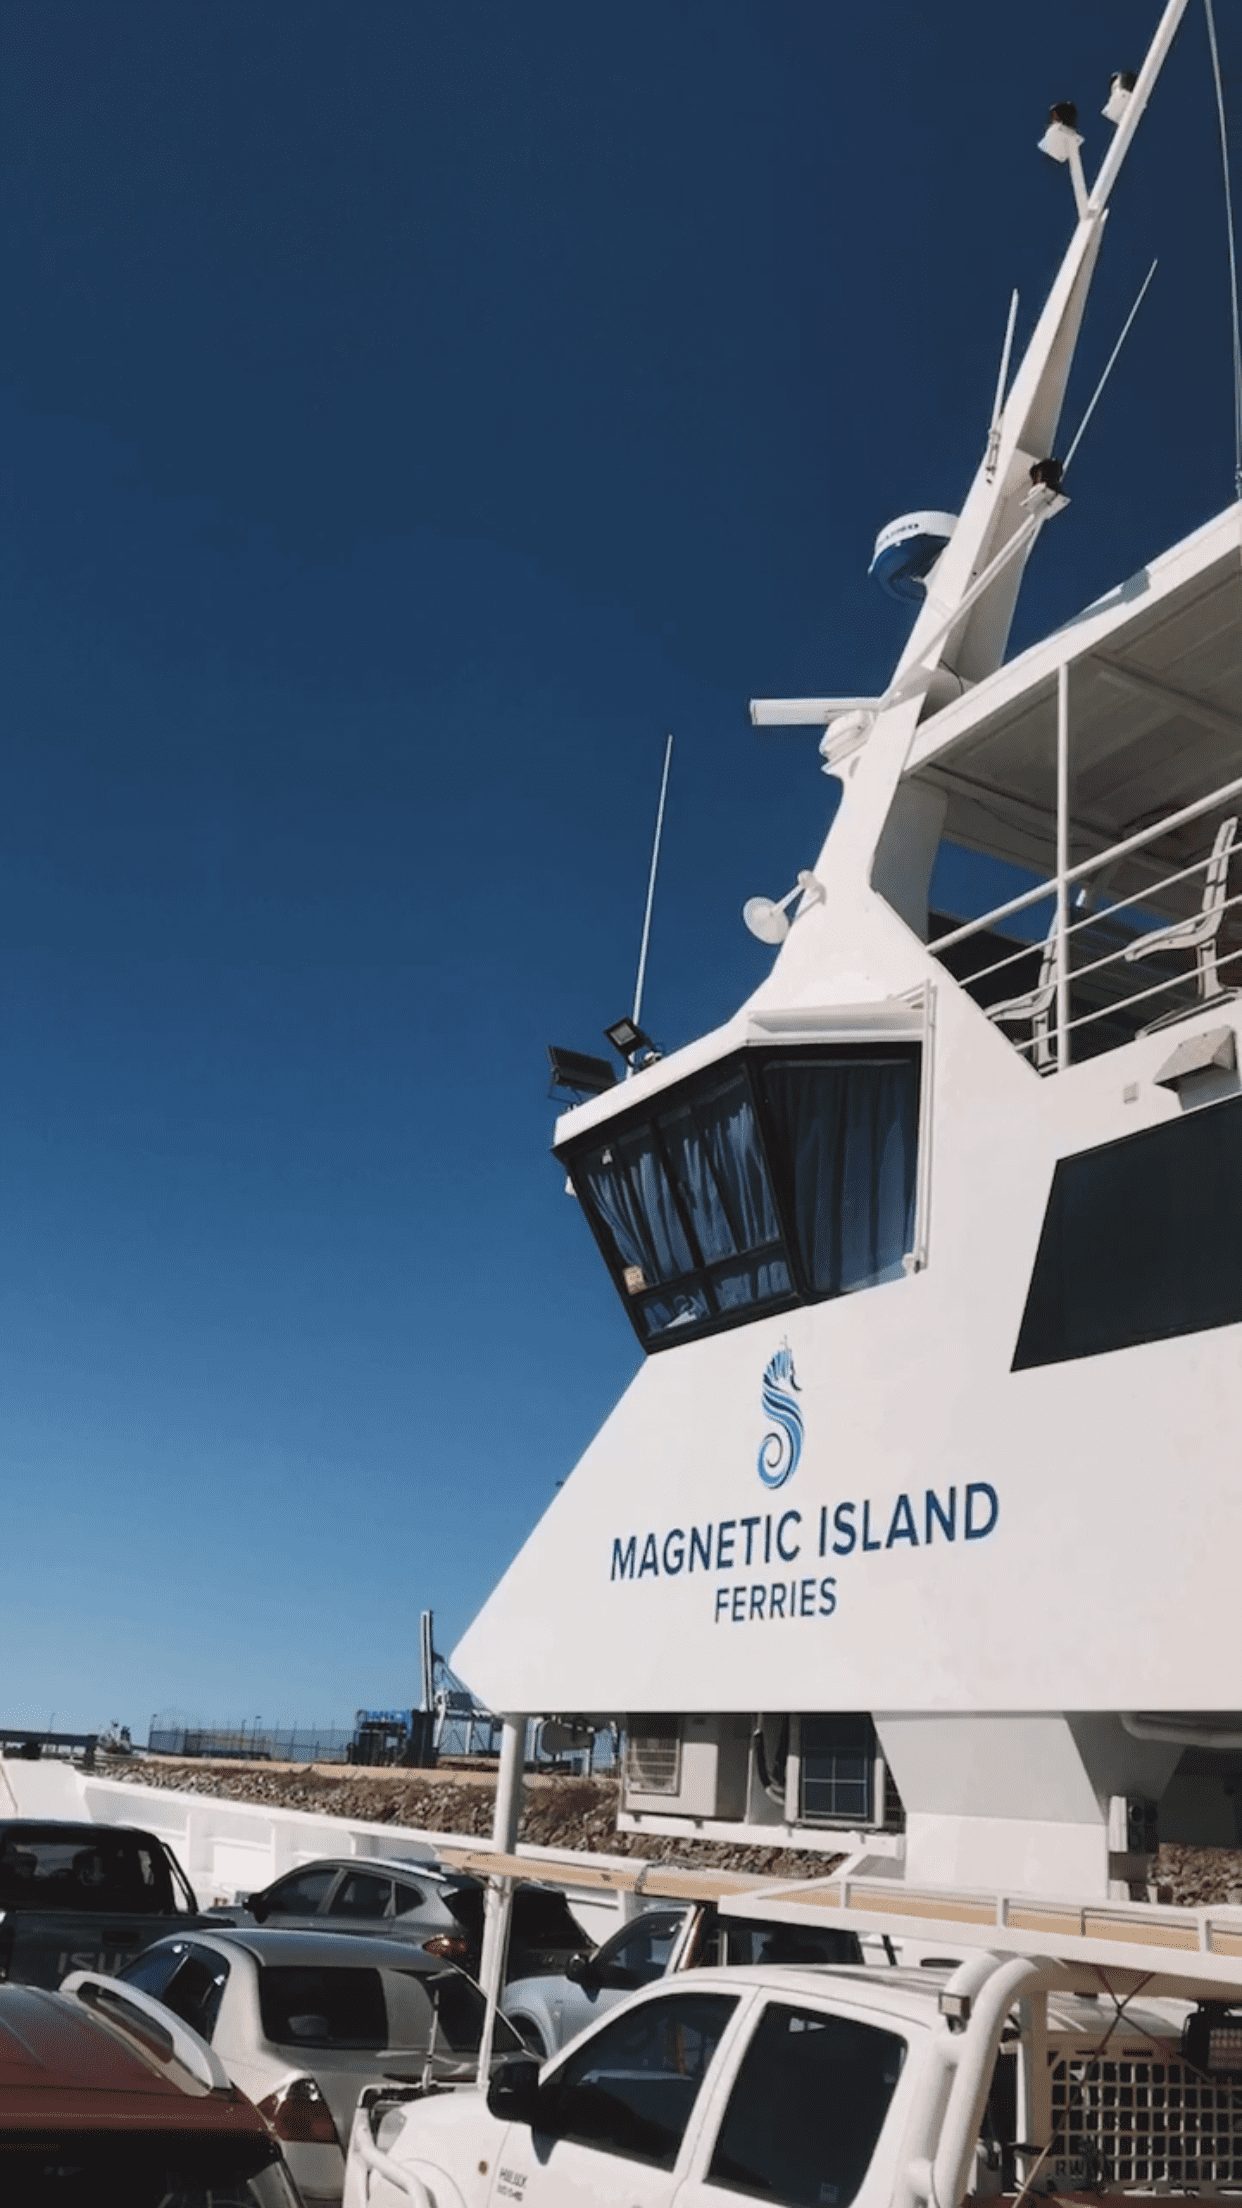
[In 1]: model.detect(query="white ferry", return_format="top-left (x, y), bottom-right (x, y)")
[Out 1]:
top-left (450, 0), bottom-right (1242, 1907)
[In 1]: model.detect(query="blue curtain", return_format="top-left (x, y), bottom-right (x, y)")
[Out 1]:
top-left (579, 1128), bottom-right (694, 1289)
top-left (760, 1058), bottom-right (918, 1294)
top-left (660, 1076), bottom-right (781, 1262)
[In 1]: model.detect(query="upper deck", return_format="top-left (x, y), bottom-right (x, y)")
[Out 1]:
top-left (906, 503), bottom-right (1242, 1071)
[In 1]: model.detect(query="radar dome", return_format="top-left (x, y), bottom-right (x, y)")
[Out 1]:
top-left (869, 510), bottom-right (958, 602)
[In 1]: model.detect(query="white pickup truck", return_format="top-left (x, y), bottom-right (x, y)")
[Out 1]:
top-left (341, 1880), bottom-right (1242, 2208)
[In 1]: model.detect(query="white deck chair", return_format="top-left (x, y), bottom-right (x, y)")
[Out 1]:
top-left (1122, 814), bottom-right (1238, 1000)
top-left (987, 919), bottom-right (1058, 1071)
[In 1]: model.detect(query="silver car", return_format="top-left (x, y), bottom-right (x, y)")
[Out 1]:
top-left (237, 1854), bottom-right (588, 1983)
top-left (500, 1900), bottom-right (864, 2058)
top-left (109, 1926), bottom-right (525, 2208)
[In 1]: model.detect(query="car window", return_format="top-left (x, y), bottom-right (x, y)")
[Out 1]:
top-left (329, 1872), bottom-right (393, 1919)
top-left (440, 1882), bottom-right (483, 1936)
top-left (0, 1825), bottom-right (175, 1914)
top-left (544, 1990), bottom-right (737, 2169)
top-left (262, 1867), bottom-right (335, 1916)
top-left (402, 1967), bottom-right (524, 2056)
top-left (121, 1941), bottom-right (187, 1999)
top-left (710, 1919), bottom-right (864, 1969)
top-left (593, 1909), bottom-right (686, 1989)
top-left (707, 2002), bottom-right (906, 2207)
top-left (162, 1945), bottom-right (231, 2042)
top-left (258, 1963), bottom-right (388, 2050)
top-left (512, 1890), bottom-right (588, 1945)
top-left (392, 1881), bottom-right (426, 1916)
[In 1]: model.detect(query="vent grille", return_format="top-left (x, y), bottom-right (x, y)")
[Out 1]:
top-left (1052, 2056), bottom-right (1242, 2188)
top-left (625, 1726), bottom-right (681, 1797)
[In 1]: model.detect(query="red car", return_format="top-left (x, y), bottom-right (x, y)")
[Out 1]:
top-left (0, 1970), bottom-right (300, 2205)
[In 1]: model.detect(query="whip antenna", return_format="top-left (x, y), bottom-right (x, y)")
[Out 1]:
top-left (632, 732), bottom-right (673, 1030)
top-left (1204, 0), bottom-right (1242, 501)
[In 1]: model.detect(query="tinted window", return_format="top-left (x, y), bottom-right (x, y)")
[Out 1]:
top-left (562, 1046), bottom-right (919, 1353)
top-left (546, 1991), bottom-right (736, 2169)
top-left (708, 2003), bottom-right (905, 2208)
top-left (329, 1872), bottom-right (393, 1919)
top-left (258, 1964), bottom-right (388, 2049)
top-left (162, 1945), bottom-right (230, 2042)
top-left (262, 1868), bottom-right (335, 1916)
top-left (712, 1920), bottom-right (863, 1969)
top-left (0, 1825), bottom-right (174, 1914)
top-left (120, 1941), bottom-right (186, 1999)
top-left (411, 1968), bottom-right (524, 2057)
top-left (1013, 1096), bottom-right (1242, 1368)
top-left (512, 1891), bottom-right (587, 1950)
top-left (592, 1910), bottom-right (686, 1989)
top-left (440, 1883), bottom-right (483, 1936)
top-left (392, 1882), bottom-right (426, 1916)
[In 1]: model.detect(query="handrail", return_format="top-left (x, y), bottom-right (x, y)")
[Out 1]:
top-left (933, 765), bottom-right (1242, 956)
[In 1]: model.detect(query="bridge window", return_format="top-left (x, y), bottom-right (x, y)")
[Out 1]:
top-left (561, 1046), bottom-right (920, 1349)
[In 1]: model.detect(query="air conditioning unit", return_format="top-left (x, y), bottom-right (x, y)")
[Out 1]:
top-left (623, 1713), bottom-right (750, 1819)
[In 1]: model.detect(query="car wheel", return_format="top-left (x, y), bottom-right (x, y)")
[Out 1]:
top-left (512, 2018), bottom-right (546, 2060)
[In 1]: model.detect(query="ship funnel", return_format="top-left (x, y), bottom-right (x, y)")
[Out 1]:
top-left (869, 510), bottom-right (958, 602)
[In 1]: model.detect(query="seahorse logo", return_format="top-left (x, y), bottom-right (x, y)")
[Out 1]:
top-left (757, 1344), bottom-right (803, 1490)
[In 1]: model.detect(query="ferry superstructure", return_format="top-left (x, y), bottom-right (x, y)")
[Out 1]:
top-left (454, 0), bottom-right (1242, 1903)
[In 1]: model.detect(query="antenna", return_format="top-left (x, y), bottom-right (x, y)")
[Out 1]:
top-left (985, 289), bottom-right (1020, 480)
top-left (1062, 258), bottom-right (1158, 474)
top-left (632, 732), bottom-right (673, 1030)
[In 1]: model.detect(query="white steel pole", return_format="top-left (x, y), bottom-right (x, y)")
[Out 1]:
top-left (476, 1715), bottom-right (526, 2078)
top-left (1087, 0), bottom-right (1193, 218)
top-left (1056, 661), bottom-right (1070, 1073)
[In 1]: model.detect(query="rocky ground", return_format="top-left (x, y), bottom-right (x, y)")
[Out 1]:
top-left (100, 1757), bottom-right (1242, 1899)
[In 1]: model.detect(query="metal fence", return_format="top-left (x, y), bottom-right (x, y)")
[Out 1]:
top-left (146, 1717), bottom-right (355, 1763)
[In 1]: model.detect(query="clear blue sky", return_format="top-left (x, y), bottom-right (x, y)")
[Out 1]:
top-left (0, 1), bottom-right (1235, 1734)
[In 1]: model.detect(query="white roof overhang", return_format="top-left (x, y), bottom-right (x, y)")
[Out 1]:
top-left (904, 502), bottom-right (1242, 893)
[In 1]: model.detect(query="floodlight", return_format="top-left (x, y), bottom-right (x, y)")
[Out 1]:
top-left (547, 1045), bottom-right (617, 1101)
top-left (604, 1017), bottom-right (659, 1069)
top-left (1103, 71), bottom-right (1136, 126)
top-left (1039, 102), bottom-right (1083, 164)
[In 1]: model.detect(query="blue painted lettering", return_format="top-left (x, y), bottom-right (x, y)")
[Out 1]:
top-left (714, 1586), bottom-right (730, 1622)
top-left (716, 1519), bottom-right (737, 1570)
top-left (732, 1585), bottom-right (747, 1623)
top-left (800, 1576), bottom-right (817, 1617)
top-left (965, 1482), bottom-right (999, 1540)
top-left (611, 1536), bottom-right (636, 1581)
top-left (776, 1509), bottom-right (801, 1562)
top-left (769, 1581), bottom-right (787, 1619)
top-left (819, 1575), bottom-right (837, 1616)
top-left (832, 1501), bottom-right (857, 1556)
top-left (740, 1515), bottom-right (760, 1565)
top-left (638, 1533), bottom-right (659, 1578)
top-left (749, 1584), bottom-right (766, 1619)
top-left (662, 1528), bottom-right (685, 1575)
top-left (925, 1487), bottom-right (956, 1544)
top-left (886, 1493), bottom-right (918, 1548)
top-left (862, 1500), bottom-right (882, 1552)
top-left (689, 1525), bottom-right (712, 1573)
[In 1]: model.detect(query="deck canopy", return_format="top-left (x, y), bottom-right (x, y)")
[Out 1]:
top-left (907, 504), bottom-right (1242, 892)
top-left (903, 506), bottom-right (1242, 1063)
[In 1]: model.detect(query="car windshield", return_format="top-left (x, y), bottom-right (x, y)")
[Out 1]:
top-left (0, 1827), bottom-right (174, 1914)
top-left (0, 2133), bottom-right (298, 2206)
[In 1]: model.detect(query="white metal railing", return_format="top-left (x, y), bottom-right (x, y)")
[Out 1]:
top-left (931, 722), bottom-right (1242, 1071)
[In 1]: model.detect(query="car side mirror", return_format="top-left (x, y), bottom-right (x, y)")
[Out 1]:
top-left (248, 1896), bottom-right (269, 1924)
top-left (487, 2057), bottom-right (544, 2125)
top-left (564, 1951), bottom-right (595, 1986)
